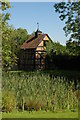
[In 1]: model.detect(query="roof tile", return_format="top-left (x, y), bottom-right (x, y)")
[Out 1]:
top-left (20, 34), bottom-right (46, 49)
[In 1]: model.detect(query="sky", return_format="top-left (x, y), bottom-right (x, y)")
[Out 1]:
top-left (7, 2), bottom-right (69, 45)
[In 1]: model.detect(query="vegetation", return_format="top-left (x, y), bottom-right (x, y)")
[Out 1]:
top-left (54, 2), bottom-right (80, 56)
top-left (1, 2), bottom-right (29, 71)
top-left (2, 110), bottom-right (78, 118)
top-left (1, 1), bottom-right (80, 118)
top-left (9, 28), bottom-right (30, 60)
top-left (1, 2), bottom-right (17, 70)
top-left (1, 1), bottom-right (80, 70)
top-left (2, 71), bottom-right (79, 113)
top-left (46, 42), bottom-right (68, 56)
top-left (54, 2), bottom-right (80, 41)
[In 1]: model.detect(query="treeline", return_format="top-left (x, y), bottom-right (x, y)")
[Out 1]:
top-left (2, 26), bottom-right (30, 70)
top-left (1, 2), bottom-right (31, 71)
top-left (1, 2), bottom-right (80, 71)
top-left (46, 41), bottom-right (80, 70)
top-left (46, 54), bottom-right (80, 70)
top-left (2, 24), bottom-right (80, 71)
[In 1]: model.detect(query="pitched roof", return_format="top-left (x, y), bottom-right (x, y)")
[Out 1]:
top-left (20, 34), bottom-right (49, 49)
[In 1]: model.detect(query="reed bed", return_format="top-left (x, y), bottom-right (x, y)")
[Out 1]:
top-left (2, 71), bottom-right (79, 113)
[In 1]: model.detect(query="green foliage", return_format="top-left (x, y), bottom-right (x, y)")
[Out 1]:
top-left (10, 28), bottom-right (29, 58)
top-left (46, 39), bottom-right (53, 56)
top-left (2, 71), bottom-right (78, 112)
top-left (53, 42), bottom-right (68, 55)
top-left (1, 2), bottom-right (17, 70)
top-left (2, 110), bottom-right (78, 118)
top-left (54, 2), bottom-right (80, 41)
top-left (2, 25), bottom-right (17, 70)
top-left (66, 40), bottom-right (80, 56)
top-left (1, 2), bottom-right (11, 25)
top-left (46, 40), bottom-right (69, 56)
top-left (1, 2), bottom-right (29, 70)
top-left (54, 2), bottom-right (80, 55)
top-left (2, 26), bottom-right (29, 70)
top-left (1, 2), bottom-right (11, 11)
top-left (2, 91), bottom-right (16, 113)
top-left (46, 41), bottom-right (69, 68)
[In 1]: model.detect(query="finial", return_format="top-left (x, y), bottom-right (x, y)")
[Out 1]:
top-left (37, 22), bottom-right (39, 30)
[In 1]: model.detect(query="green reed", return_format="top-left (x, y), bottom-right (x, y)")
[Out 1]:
top-left (2, 71), bottom-right (79, 112)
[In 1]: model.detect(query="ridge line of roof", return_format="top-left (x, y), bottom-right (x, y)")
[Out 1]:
top-left (20, 34), bottom-right (48, 49)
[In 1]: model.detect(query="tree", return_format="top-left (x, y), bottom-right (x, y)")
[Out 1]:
top-left (53, 42), bottom-right (68, 55)
top-left (46, 40), bottom-right (68, 56)
top-left (54, 2), bottom-right (80, 42)
top-left (10, 28), bottom-right (30, 58)
top-left (46, 39), bottom-right (53, 56)
top-left (66, 40), bottom-right (80, 56)
top-left (1, 1), bottom-right (30, 70)
top-left (2, 24), bottom-right (17, 70)
top-left (1, 2), bottom-right (17, 70)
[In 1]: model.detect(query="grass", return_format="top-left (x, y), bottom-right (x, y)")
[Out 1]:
top-left (2, 110), bottom-right (78, 118)
top-left (2, 70), bottom-right (80, 118)
top-left (41, 70), bottom-right (80, 80)
top-left (2, 70), bottom-right (79, 113)
top-left (9, 69), bottom-right (80, 80)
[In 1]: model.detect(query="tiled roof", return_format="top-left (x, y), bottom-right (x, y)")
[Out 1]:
top-left (20, 34), bottom-right (47, 49)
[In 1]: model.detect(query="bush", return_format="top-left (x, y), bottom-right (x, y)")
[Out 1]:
top-left (46, 54), bottom-right (80, 70)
